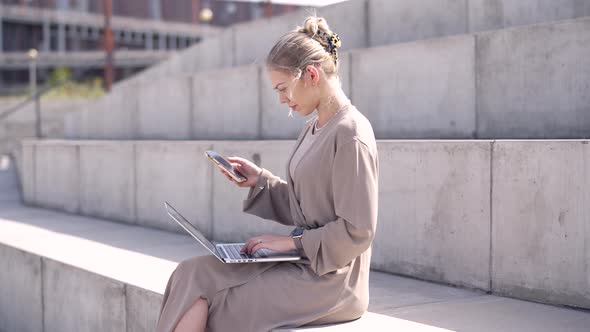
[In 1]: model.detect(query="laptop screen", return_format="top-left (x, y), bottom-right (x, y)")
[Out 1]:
top-left (164, 202), bottom-right (218, 256)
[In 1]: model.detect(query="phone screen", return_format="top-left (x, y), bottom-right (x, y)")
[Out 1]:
top-left (205, 151), bottom-right (247, 183)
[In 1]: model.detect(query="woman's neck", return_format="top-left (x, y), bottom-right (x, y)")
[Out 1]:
top-left (315, 83), bottom-right (350, 128)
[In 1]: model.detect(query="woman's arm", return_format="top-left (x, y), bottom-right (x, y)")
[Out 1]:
top-left (242, 168), bottom-right (294, 226)
top-left (300, 138), bottom-right (379, 276)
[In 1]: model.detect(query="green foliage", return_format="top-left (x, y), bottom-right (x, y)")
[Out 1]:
top-left (48, 67), bottom-right (72, 85)
top-left (43, 67), bottom-right (105, 99)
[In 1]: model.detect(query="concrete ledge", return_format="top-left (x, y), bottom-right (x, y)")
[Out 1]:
top-left (19, 139), bottom-right (590, 309)
top-left (2, 202), bottom-right (588, 331)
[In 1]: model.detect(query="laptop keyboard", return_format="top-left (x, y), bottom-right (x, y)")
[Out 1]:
top-left (223, 244), bottom-right (263, 260)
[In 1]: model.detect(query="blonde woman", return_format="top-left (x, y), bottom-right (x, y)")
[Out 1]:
top-left (156, 16), bottom-right (379, 332)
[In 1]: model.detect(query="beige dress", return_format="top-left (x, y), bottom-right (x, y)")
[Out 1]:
top-left (155, 105), bottom-right (379, 332)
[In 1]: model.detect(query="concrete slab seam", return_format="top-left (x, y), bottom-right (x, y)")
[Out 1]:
top-left (41, 256), bottom-right (46, 332)
top-left (489, 140), bottom-right (495, 293)
top-left (123, 283), bottom-right (128, 332)
top-left (133, 143), bottom-right (138, 224)
top-left (33, 143), bottom-right (37, 203)
top-left (257, 66), bottom-right (263, 140)
top-left (188, 77), bottom-right (195, 139)
top-left (125, 284), bottom-right (130, 332)
top-left (75, 144), bottom-right (81, 214)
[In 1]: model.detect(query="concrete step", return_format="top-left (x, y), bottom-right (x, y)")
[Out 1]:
top-left (1, 200), bottom-right (589, 332)
top-left (66, 16), bottom-right (590, 140)
top-left (129, 0), bottom-right (590, 86)
top-left (18, 139), bottom-right (590, 311)
top-left (0, 154), bottom-right (20, 202)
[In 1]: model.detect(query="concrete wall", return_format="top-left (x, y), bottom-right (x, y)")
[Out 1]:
top-left (34, 142), bottom-right (79, 213)
top-left (192, 65), bottom-right (261, 140)
top-left (368, 0), bottom-right (468, 46)
top-left (137, 76), bottom-right (192, 139)
top-left (352, 35), bottom-right (476, 139)
top-left (0, 245), bottom-right (42, 332)
top-left (468, 0), bottom-right (590, 32)
top-left (67, 16), bottom-right (590, 141)
top-left (135, 141), bottom-right (213, 235)
top-left (20, 141), bottom-right (35, 205)
top-left (126, 286), bottom-right (163, 332)
top-left (0, 245), bottom-right (163, 332)
top-left (43, 259), bottom-right (127, 332)
top-left (21, 139), bottom-right (590, 309)
top-left (79, 142), bottom-right (136, 223)
top-left (491, 141), bottom-right (590, 308)
top-left (372, 141), bottom-right (491, 290)
top-left (476, 18), bottom-right (590, 138)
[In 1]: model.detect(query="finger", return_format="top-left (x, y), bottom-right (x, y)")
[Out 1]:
top-left (227, 156), bottom-right (245, 164)
top-left (243, 238), bottom-right (259, 254)
top-left (251, 242), bottom-right (267, 254)
top-left (218, 167), bottom-right (236, 182)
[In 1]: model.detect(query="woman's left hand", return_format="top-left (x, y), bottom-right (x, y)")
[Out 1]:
top-left (242, 235), bottom-right (296, 255)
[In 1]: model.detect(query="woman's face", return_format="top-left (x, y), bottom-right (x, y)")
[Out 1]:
top-left (268, 67), bottom-right (320, 117)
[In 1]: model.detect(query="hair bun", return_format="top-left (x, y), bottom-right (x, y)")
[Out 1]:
top-left (297, 16), bottom-right (339, 49)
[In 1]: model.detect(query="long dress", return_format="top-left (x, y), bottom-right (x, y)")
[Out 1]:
top-left (155, 105), bottom-right (379, 332)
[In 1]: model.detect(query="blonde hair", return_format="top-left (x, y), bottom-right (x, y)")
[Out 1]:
top-left (266, 16), bottom-right (341, 79)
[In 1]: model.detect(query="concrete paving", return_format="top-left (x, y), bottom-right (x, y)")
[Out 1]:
top-left (1, 200), bottom-right (589, 331)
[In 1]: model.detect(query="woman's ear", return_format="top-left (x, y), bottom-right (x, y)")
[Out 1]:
top-left (304, 65), bottom-right (320, 85)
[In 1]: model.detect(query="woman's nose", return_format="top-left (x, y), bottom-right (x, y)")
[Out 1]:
top-left (279, 95), bottom-right (289, 104)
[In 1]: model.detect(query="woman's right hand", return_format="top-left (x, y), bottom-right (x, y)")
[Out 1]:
top-left (220, 156), bottom-right (262, 188)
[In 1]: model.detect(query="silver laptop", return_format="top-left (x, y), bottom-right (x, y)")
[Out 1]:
top-left (164, 202), bottom-right (301, 263)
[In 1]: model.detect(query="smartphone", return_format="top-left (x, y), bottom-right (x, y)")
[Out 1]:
top-left (205, 150), bottom-right (248, 183)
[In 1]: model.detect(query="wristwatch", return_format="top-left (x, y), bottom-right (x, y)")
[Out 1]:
top-left (291, 228), bottom-right (305, 254)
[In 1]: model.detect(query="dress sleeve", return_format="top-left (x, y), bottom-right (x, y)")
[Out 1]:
top-left (242, 168), bottom-right (294, 226)
top-left (300, 138), bottom-right (379, 276)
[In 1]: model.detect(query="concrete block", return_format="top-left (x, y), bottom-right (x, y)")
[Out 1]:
top-left (210, 141), bottom-right (294, 242)
top-left (102, 83), bottom-right (139, 139)
top-left (372, 141), bottom-right (491, 290)
top-left (468, 0), bottom-right (590, 32)
top-left (135, 141), bottom-right (213, 235)
top-left (233, 10), bottom-right (305, 67)
top-left (352, 36), bottom-right (476, 139)
top-left (492, 141), bottom-right (590, 309)
top-left (368, 0), bottom-right (468, 47)
top-left (126, 285), bottom-right (163, 332)
top-left (20, 141), bottom-right (35, 205)
top-left (338, 51), bottom-right (352, 97)
top-left (178, 29), bottom-right (235, 73)
top-left (42, 258), bottom-right (126, 332)
top-left (85, 96), bottom-right (110, 139)
top-left (476, 18), bottom-right (590, 138)
top-left (63, 107), bottom-right (82, 139)
top-left (0, 245), bottom-right (42, 332)
top-left (192, 66), bottom-right (260, 140)
top-left (317, 0), bottom-right (369, 51)
top-left (137, 76), bottom-right (192, 139)
top-left (34, 141), bottom-right (79, 213)
top-left (79, 142), bottom-right (135, 223)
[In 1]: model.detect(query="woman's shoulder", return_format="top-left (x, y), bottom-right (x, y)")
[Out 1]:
top-left (333, 105), bottom-right (376, 149)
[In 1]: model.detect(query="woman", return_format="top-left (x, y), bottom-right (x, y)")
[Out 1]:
top-left (156, 16), bottom-right (379, 332)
